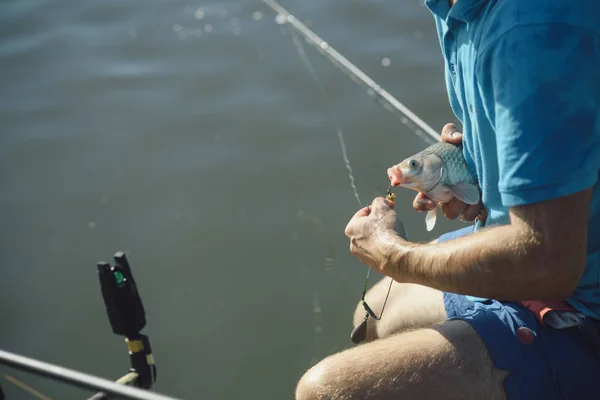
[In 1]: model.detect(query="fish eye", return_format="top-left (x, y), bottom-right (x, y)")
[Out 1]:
top-left (408, 159), bottom-right (417, 168)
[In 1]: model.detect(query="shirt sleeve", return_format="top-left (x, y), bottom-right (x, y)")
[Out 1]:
top-left (476, 23), bottom-right (600, 207)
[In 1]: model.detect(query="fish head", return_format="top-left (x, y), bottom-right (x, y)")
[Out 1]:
top-left (387, 152), bottom-right (444, 193)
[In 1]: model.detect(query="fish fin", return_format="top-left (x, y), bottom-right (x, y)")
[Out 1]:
top-left (425, 208), bottom-right (437, 232)
top-left (449, 182), bottom-right (480, 205)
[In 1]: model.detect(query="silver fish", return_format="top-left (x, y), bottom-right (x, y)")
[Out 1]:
top-left (387, 142), bottom-right (480, 231)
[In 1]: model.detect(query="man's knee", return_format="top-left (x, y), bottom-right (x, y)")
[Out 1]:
top-left (353, 300), bottom-right (366, 327)
top-left (295, 358), bottom-right (337, 400)
top-left (352, 280), bottom-right (446, 342)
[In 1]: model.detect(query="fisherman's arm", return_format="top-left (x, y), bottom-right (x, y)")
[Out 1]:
top-left (403, 23), bottom-right (600, 300)
top-left (383, 189), bottom-right (591, 300)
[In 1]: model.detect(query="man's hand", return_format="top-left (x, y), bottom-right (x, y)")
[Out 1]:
top-left (413, 123), bottom-right (487, 223)
top-left (344, 197), bottom-right (407, 271)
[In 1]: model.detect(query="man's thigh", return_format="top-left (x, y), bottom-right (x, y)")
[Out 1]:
top-left (296, 320), bottom-right (508, 400)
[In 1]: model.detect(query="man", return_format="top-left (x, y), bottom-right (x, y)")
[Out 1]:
top-left (295, 0), bottom-right (600, 399)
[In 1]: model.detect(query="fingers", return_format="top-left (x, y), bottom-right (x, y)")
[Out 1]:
top-left (347, 197), bottom-right (393, 230)
top-left (441, 123), bottom-right (463, 145)
top-left (476, 206), bottom-right (488, 224)
top-left (413, 192), bottom-right (436, 212)
top-left (345, 206), bottom-right (371, 237)
top-left (387, 196), bottom-right (396, 210)
top-left (460, 203), bottom-right (481, 222)
top-left (441, 198), bottom-right (467, 220)
top-left (441, 199), bottom-right (485, 223)
top-left (371, 197), bottom-right (394, 214)
top-left (349, 237), bottom-right (359, 255)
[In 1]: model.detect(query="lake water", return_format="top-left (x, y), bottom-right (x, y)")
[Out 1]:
top-left (0, 0), bottom-right (463, 398)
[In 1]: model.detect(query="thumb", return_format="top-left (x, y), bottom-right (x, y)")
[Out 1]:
top-left (441, 123), bottom-right (463, 145)
top-left (352, 205), bottom-right (371, 219)
top-left (414, 192), bottom-right (436, 212)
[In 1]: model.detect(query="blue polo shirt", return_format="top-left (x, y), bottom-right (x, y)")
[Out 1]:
top-left (424, 0), bottom-right (600, 318)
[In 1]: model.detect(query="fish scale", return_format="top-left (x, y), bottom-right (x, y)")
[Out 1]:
top-left (417, 142), bottom-right (477, 186)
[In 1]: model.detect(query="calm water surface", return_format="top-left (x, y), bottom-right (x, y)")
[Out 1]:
top-left (0, 0), bottom-right (462, 398)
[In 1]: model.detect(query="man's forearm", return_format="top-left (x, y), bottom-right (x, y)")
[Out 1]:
top-left (385, 224), bottom-right (574, 301)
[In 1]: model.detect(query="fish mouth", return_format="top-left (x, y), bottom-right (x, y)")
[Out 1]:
top-left (387, 166), bottom-right (413, 186)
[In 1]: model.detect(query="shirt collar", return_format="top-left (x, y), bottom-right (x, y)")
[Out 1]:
top-left (424, 0), bottom-right (488, 23)
top-left (424, 0), bottom-right (451, 21)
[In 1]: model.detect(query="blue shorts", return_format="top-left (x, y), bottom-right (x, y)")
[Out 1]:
top-left (439, 226), bottom-right (600, 399)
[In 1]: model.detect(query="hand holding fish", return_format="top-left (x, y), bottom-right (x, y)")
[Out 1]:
top-left (344, 197), bottom-right (408, 272)
top-left (388, 123), bottom-right (485, 231)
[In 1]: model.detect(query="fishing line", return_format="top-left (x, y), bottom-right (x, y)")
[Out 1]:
top-left (296, 210), bottom-right (356, 301)
top-left (288, 27), bottom-right (362, 208)
top-left (290, 27), bottom-right (393, 337)
top-left (288, 24), bottom-right (371, 302)
top-left (289, 22), bottom-right (394, 344)
top-left (262, 0), bottom-right (439, 343)
top-left (287, 17), bottom-right (369, 303)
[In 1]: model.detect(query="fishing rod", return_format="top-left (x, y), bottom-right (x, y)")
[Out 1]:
top-left (0, 350), bottom-right (174, 400)
top-left (261, 0), bottom-right (440, 345)
top-left (261, 0), bottom-right (440, 144)
top-left (0, 252), bottom-right (181, 400)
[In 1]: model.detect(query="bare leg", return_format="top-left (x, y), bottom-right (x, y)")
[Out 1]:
top-left (296, 320), bottom-right (509, 400)
top-left (353, 276), bottom-right (446, 342)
